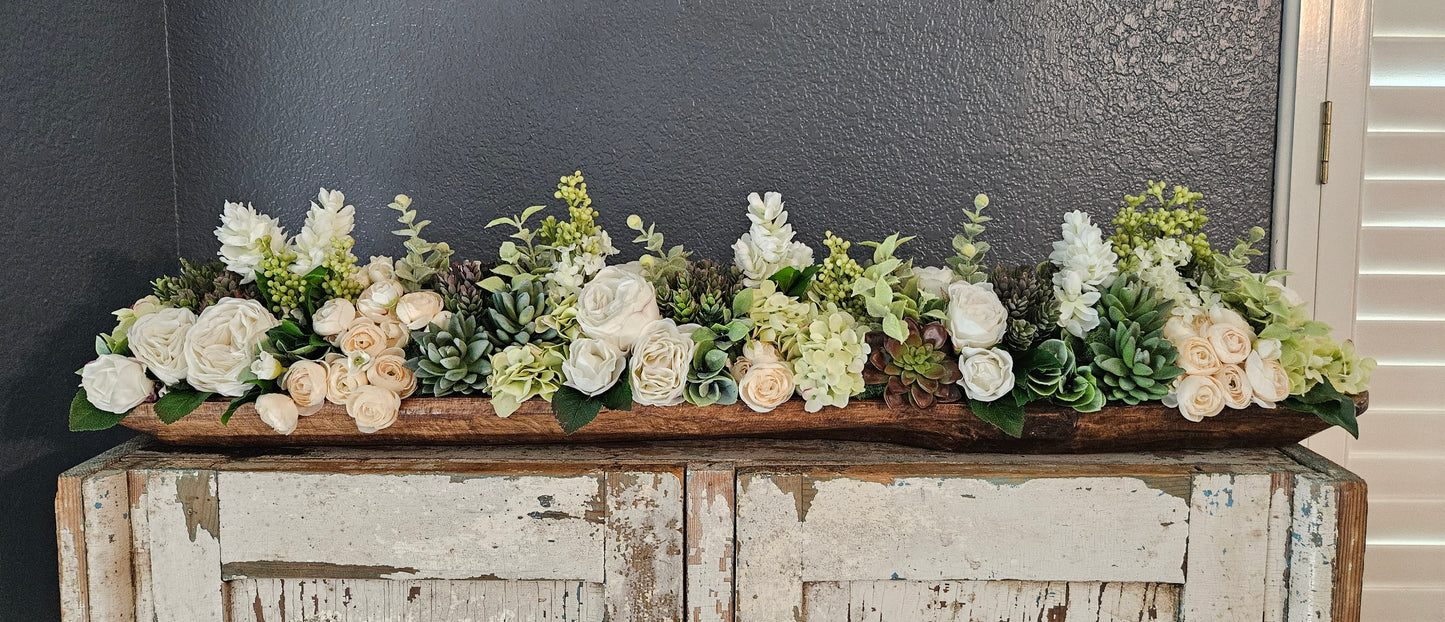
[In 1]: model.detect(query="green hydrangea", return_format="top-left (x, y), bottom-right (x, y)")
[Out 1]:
top-left (744, 280), bottom-right (817, 358)
top-left (486, 342), bottom-right (567, 418)
top-left (792, 310), bottom-right (870, 412)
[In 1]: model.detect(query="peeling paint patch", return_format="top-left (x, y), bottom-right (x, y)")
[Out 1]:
top-left (174, 471), bottom-right (219, 542)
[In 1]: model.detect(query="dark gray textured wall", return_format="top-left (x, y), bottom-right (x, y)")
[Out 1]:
top-left (0, 1), bottom-right (169, 619)
top-left (169, 0), bottom-right (1281, 266)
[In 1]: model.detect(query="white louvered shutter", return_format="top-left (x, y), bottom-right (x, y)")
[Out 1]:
top-left (1345, 1), bottom-right (1445, 619)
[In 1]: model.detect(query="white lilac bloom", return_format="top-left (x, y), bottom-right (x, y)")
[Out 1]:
top-left (732, 191), bottom-right (814, 287)
top-left (291, 187), bottom-right (356, 274)
top-left (215, 201), bottom-right (287, 283)
top-left (1048, 211), bottom-right (1118, 289)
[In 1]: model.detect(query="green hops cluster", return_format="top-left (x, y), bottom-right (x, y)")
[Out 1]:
top-left (1110, 181), bottom-right (1211, 270)
top-left (320, 238), bottom-right (363, 300)
top-left (810, 232), bottom-right (867, 319)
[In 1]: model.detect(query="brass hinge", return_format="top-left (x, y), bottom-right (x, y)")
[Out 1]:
top-left (1319, 100), bottom-right (1333, 184)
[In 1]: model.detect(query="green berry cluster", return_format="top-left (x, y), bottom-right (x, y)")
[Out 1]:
top-left (540, 172), bottom-right (603, 249)
top-left (1110, 181), bottom-right (1211, 270)
top-left (257, 242), bottom-right (308, 315)
top-left (321, 238), bottom-right (362, 300)
top-left (810, 231), bottom-right (867, 318)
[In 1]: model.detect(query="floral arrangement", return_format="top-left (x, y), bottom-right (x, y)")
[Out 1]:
top-left (70, 175), bottom-right (1374, 439)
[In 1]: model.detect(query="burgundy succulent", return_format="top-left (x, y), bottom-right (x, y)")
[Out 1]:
top-left (862, 317), bottom-right (964, 408)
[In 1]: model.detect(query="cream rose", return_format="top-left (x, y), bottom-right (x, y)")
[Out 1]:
top-left (1246, 351), bottom-right (1291, 408)
top-left (577, 266), bottom-right (661, 352)
top-left (127, 306), bottom-right (196, 386)
top-left (957, 347), bottom-right (1016, 402)
top-left (395, 291), bottom-right (445, 330)
top-left (367, 350), bottom-right (417, 398)
top-left (1213, 364), bottom-right (1252, 410)
top-left (325, 355), bottom-right (368, 405)
top-left (357, 280), bottom-right (404, 319)
top-left (563, 338), bottom-right (627, 396)
top-left (81, 354), bottom-right (155, 414)
top-left (914, 267), bottom-right (955, 301)
top-left (338, 318), bottom-right (388, 358)
top-left (311, 298), bottom-right (356, 338)
top-left (256, 393), bottom-right (300, 435)
top-left (1173, 374), bottom-right (1227, 422)
top-left (945, 281), bottom-right (1008, 350)
top-left (628, 319), bottom-right (699, 406)
top-left (354, 256), bottom-right (395, 289)
top-left (346, 385), bottom-right (401, 433)
top-left (1175, 336), bottom-right (1223, 376)
top-left (183, 297), bottom-right (280, 397)
top-left (1205, 322), bottom-right (1253, 365)
top-left (738, 357), bottom-right (794, 413)
top-left (282, 360), bottom-right (329, 416)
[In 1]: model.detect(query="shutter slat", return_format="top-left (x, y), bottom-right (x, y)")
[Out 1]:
top-left (1357, 274), bottom-right (1445, 316)
top-left (1358, 227), bottom-right (1445, 273)
top-left (1368, 499), bottom-right (1445, 541)
top-left (1366, 365), bottom-right (1445, 409)
top-left (1364, 544), bottom-right (1445, 586)
top-left (1368, 86), bottom-right (1445, 131)
top-left (1348, 411), bottom-right (1445, 454)
top-left (1374, 2), bottom-right (1445, 36)
top-left (1364, 131), bottom-right (1445, 178)
top-left (1362, 587), bottom-right (1445, 621)
top-left (1355, 319), bottom-right (1445, 363)
top-left (1346, 455), bottom-right (1445, 498)
top-left (1362, 179), bottom-right (1445, 226)
top-left (1371, 36), bottom-right (1445, 87)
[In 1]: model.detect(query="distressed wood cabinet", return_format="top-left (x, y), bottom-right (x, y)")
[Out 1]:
top-left (57, 439), bottom-right (1365, 621)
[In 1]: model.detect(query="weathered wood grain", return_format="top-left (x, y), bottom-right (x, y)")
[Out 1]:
top-left (119, 393), bottom-right (1369, 453)
top-left (55, 437), bottom-right (147, 622)
top-left (686, 464), bottom-right (735, 622)
top-left (226, 578), bottom-right (606, 621)
top-left (130, 469), bottom-right (224, 622)
top-left (802, 580), bottom-right (1181, 622)
top-left (1180, 473), bottom-right (1273, 620)
top-left (605, 469), bottom-right (686, 622)
top-left (1281, 445), bottom-right (1369, 622)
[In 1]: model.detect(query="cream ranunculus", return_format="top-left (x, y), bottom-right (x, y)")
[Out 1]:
top-left (81, 354), bottom-right (155, 414)
top-left (367, 350), bottom-right (417, 398)
top-left (346, 385), bottom-right (401, 433)
top-left (127, 306), bottom-right (196, 386)
top-left (325, 354), bottom-right (368, 405)
top-left (1246, 351), bottom-right (1291, 408)
top-left (957, 347), bottom-right (1016, 402)
top-left (577, 266), bottom-right (662, 352)
top-left (914, 267), bottom-right (955, 301)
top-left (562, 337), bottom-right (627, 396)
top-left (1173, 374), bottom-right (1227, 422)
top-left (1205, 321), bottom-right (1254, 365)
top-left (1163, 315), bottom-right (1204, 342)
top-left (311, 298), bottom-right (356, 338)
top-left (255, 393), bottom-right (300, 435)
top-left (356, 279), bottom-right (405, 319)
top-left (395, 291), bottom-right (445, 330)
top-left (1175, 336), bottom-right (1223, 376)
top-left (737, 353), bottom-right (794, 413)
top-left (1254, 337), bottom-right (1282, 361)
top-left (338, 318), bottom-right (388, 358)
top-left (378, 318), bottom-right (411, 349)
top-left (354, 256), bottom-right (395, 289)
top-left (628, 319), bottom-right (699, 406)
top-left (282, 360), bottom-right (329, 415)
top-left (945, 281), bottom-right (1008, 350)
top-left (183, 297), bottom-right (280, 397)
top-left (1213, 364), bottom-right (1252, 410)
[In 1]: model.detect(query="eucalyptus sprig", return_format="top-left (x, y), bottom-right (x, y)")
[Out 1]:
top-left (626, 214), bottom-right (689, 283)
top-left (946, 194), bottom-right (993, 284)
top-left (389, 194), bottom-right (453, 291)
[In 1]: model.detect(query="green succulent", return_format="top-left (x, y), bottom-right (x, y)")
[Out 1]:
top-left (685, 341), bottom-right (739, 407)
top-left (1086, 276), bottom-right (1183, 405)
top-left (151, 259), bottom-right (259, 313)
top-left (659, 259), bottom-right (743, 327)
top-left (990, 262), bottom-right (1060, 352)
top-left (407, 313), bottom-right (494, 396)
top-left (1017, 339), bottom-right (1105, 412)
top-left (862, 318), bottom-right (963, 409)
top-left (482, 278), bottom-right (560, 349)
top-left (438, 259), bottom-right (503, 317)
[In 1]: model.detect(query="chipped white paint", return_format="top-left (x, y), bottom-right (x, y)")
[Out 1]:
top-left (797, 476), bottom-right (1190, 582)
top-left (228, 578), bottom-right (605, 621)
top-left (1181, 473), bottom-right (1273, 620)
top-left (81, 470), bottom-right (134, 621)
top-left (131, 470), bottom-right (223, 622)
top-left (735, 474), bottom-right (804, 622)
top-left (1287, 475), bottom-right (1340, 622)
top-left (686, 466), bottom-right (735, 622)
top-left (802, 580), bottom-right (1180, 622)
top-left (57, 522), bottom-right (84, 619)
top-left (605, 470), bottom-right (685, 622)
top-left (1263, 477), bottom-right (1295, 622)
top-left (218, 471), bottom-right (606, 581)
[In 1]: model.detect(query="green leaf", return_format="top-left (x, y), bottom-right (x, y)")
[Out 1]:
top-left (95, 335), bottom-right (111, 356)
top-left (1281, 379), bottom-right (1360, 438)
top-left (599, 373), bottom-right (634, 411)
top-left (882, 314), bottom-right (909, 342)
top-left (969, 398), bottom-right (1026, 438)
top-left (220, 392), bottom-right (260, 425)
top-left (551, 386), bottom-right (603, 434)
top-left (69, 388), bottom-right (130, 431)
top-left (731, 288), bottom-right (754, 319)
top-left (153, 389), bottom-right (213, 424)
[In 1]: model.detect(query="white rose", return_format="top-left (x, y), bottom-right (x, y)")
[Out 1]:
top-left (357, 280), bottom-right (404, 319)
top-left (255, 393), bottom-right (300, 435)
top-left (1173, 374), bottom-right (1227, 422)
top-left (81, 354), bottom-right (155, 414)
top-left (628, 319), bottom-right (699, 406)
top-left (1254, 337), bottom-right (1282, 361)
top-left (1212, 364), bottom-right (1252, 410)
top-left (1206, 322), bottom-right (1254, 366)
top-left (563, 338), bottom-right (627, 396)
top-left (338, 318), bottom-right (388, 358)
top-left (324, 354), bottom-right (368, 405)
top-left (395, 291), bottom-right (445, 330)
top-left (346, 385), bottom-right (401, 433)
top-left (577, 266), bottom-right (662, 352)
top-left (738, 360), bottom-right (794, 413)
top-left (957, 347), bottom-right (1016, 402)
top-left (1246, 351), bottom-right (1291, 408)
top-left (945, 281), bottom-right (1008, 349)
top-left (183, 298), bottom-right (280, 397)
top-left (366, 351), bottom-right (417, 398)
top-left (282, 360), bottom-right (329, 416)
top-left (354, 256), bottom-right (395, 289)
top-left (1175, 336), bottom-right (1223, 376)
top-left (249, 351), bottom-right (284, 381)
top-left (311, 298), bottom-right (356, 338)
top-left (914, 267), bottom-right (955, 301)
top-left (127, 307), bottom-right (196, 386)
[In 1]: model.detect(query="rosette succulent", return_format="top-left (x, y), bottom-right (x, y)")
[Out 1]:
top-left (658, 259), bottom-right (743, 327)
top-left (407, 313), bottom-right (494, 397)
top-left (152, 259), bottom-right (260, 313)
top-left (862, 318), bottom-right (963, 408)
top-left (1015, 339), bottom-right (1105, 412)
top-left (483, 278), bottom-right (560, 348)
top-left (685, 340), bottom-right (739, 407)
top-left (990, 263), bottom-right (1059, 352)
top-left (437, 259), bottom-right (499, 317)
top-left (1086, 276), bottom-right (1183, 404)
